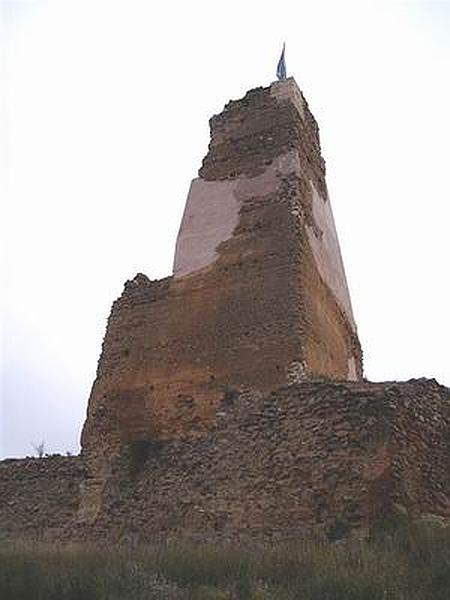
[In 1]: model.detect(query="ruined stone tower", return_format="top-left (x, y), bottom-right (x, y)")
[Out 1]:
top-left (2, 78), bottom-right (448, 541)
top-left (80, 78), bottom-right (363, 516)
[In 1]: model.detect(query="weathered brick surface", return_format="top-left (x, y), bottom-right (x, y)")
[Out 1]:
top-left (81, 80), bottom-right (362, 504)
top-left (199, 80), bottom-right (326, 199)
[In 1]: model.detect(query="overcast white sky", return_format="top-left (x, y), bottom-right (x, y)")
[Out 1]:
top-left (1, 0), bottom-right (449, 458)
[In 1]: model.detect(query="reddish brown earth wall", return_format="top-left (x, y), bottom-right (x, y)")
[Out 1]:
top-left (81, 80), bottom-right (362, 496)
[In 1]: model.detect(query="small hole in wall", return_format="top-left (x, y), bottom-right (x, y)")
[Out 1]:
top-left (222, 387), bottom-right (239, 405)
top-left (122, 349), bottom-right (130, 357)
top-left (124, 439), bottom-right (164, 476)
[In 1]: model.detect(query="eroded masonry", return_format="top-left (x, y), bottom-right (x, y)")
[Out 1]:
top-left (1, 78), bottom-right (448, 542)
top-left (79, 78), bottom-right (363, 519)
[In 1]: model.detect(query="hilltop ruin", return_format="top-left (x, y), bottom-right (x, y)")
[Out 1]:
top-left (1, 79), bottom-right (448, 543)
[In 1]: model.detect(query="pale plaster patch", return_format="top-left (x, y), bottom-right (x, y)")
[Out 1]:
top-left (270, 77), bottom-right (305, 120)
top-left (347, 356), bottom-right (358, 381)
top-left (276, 150), bottom-right (302, 176)
top-left (234, 162), bottom-right (279, 201)
top-left (306, 180), bottom-right (357, 332)
top-left (78, 480), bottom-right (104, 523)
top-left (286, 360), bottom-right (307, 384)
top-left (173, 152), bottom-right (301, 279)
top-left (173, 178), bottom-right (240, 278)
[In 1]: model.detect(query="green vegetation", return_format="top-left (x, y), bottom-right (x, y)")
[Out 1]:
top-left (0, 520), bottom-right (449, 599)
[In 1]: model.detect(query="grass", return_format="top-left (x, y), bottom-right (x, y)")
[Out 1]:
top-left (0, 520), bottom-right (449, 599)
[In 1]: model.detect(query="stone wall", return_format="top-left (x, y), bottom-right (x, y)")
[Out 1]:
top-left (2, 380), bottom-right (448, 543)
top-left (80, 80), bottom-right (362, 513)
top-left (86, 379), bottom-right (449, 544)
top-left (2, 82), bottom-right (448, 546)
top-left (0, 456), bottom-right (84, 541)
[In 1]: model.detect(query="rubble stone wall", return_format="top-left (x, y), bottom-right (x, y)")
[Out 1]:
top-left (0, 456), bottom-right (84, 541)
top-left (2, 380), bottom-right (448, 543)
top-left (86, 379), bottom-right (448, 544)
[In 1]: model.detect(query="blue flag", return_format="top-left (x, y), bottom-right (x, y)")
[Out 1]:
top-left (276, 43), bottom-right (287, 80)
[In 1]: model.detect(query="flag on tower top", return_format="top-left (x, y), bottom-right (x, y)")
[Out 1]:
top-left (276, 43), bottom-right (287, 80)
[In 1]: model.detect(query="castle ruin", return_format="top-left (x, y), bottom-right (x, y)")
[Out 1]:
top-left (1, 78), bottom-right (448, 543)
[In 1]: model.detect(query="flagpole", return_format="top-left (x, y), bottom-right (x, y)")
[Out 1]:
top-left (276, 43), bottom-right (287, 81)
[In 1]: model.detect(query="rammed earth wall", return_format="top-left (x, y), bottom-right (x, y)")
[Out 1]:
top-left (80, 80), bottom-right (363, 520)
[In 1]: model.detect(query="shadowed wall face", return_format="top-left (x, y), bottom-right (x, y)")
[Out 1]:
top-left (81, 80), bottom-right (362, 487)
